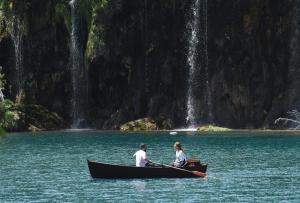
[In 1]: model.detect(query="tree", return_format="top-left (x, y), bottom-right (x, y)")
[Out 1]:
top-left (0, 66), bottom-right (20, 131)
top-left (275, 110), bottom-right (300, 129)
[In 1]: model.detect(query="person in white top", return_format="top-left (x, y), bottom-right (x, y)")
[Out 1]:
top-left (133, 143), bottom-right (149, 167)
top-left (173, 141), bottom-right (187, 167)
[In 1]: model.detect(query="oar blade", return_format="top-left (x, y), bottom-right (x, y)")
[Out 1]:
top-left (192, 171), bottom-right (207, 177)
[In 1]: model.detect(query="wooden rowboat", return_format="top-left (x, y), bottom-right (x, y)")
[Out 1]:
top-left (87, 160), bottom-right (208, 179)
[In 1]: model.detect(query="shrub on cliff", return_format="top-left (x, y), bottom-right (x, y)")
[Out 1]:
top-left (0, 99), bottom-right (66, 132)
top-left (0, 100), bottom-right (21, 130)
top-left (0, 66), bottom-right (21, 130)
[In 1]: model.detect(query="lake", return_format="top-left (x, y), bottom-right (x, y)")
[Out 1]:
top-left (0, 131), bottom-right (300, 202)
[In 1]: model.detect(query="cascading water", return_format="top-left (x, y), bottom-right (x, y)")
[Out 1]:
top-left (11, 14), bottom-right (24, 97)
top-left (186, 0), bottom-right (211, 127)
top-left (0, 90), bottom-right (4, 102)
top-left (186, 0), bottom-right (200, 127)
top-left (69, 0), bottom-right (87, 128)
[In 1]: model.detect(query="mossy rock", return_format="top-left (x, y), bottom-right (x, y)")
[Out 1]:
top-left (197, 125), bottom-right (232, 132)
top-left (1, 99), bottom-right (66, 131)
top-left (18, 104), bottom-right (66, 131)
top-left (120, 118), bottom-right (159, 131)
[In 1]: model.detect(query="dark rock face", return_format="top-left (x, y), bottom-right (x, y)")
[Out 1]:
top-left (89, 0), bottom-right (189, 129)
top-left (24, 1), bottom-right (71, 120)
top-left (209, 0), bottom-right (294, 128)
top-left (0, 0), bottom-right (299, 130)
top-left (1, 0), bottom-right (71, 121)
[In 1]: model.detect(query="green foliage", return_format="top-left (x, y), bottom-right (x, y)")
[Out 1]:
top-left (83, 0), bottom-right (109, 59)
top-left (54, 2), bottom-right (71, 31)
top-left (0, 127), bottom-right (5, 136)
top-left (0, 0), bottom-right (11, 38)
top-left (0, 66), bottom-right (5, 91)
top-left (0, 99), bottom-right (65, 131)
top-left (0, 0), bottom-right (12, 12)
top-left (0, 100), bottom-right (21, 129)
top-left (53, 0), bottom-right (109, 59)
top-left (79, 0), bottom-right (109, 23)
top-left (0, 0), bottom-right (28, 39)
top-left (0, 67), bottom-right (22, 130)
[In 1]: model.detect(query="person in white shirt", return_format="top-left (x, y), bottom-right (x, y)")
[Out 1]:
top-left (133, 143), bottom-right (149, 167)
top-left (173, 141), bottom-right (187, 167)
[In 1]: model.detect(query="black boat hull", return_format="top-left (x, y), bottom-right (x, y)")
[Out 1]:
top-left (87, 160), bottom-right (207, 179)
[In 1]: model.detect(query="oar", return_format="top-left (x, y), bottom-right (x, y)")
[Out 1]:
top-left (149, 161), bottom-right (207, 177)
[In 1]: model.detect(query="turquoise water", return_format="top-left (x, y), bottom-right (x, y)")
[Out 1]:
top-left (0, 131), bottom-right (300, 202)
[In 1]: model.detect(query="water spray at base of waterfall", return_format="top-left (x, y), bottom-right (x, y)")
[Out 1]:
top-left (173, 128), bottom-right (198, 132)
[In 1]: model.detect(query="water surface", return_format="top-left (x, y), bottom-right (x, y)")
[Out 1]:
top-left (0, 131), bottom-right (299, 202)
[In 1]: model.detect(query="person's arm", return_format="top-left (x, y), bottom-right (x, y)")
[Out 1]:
top-left (143, 153), bottom-right (150, 162)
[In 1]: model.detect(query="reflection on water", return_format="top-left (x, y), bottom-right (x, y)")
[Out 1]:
top-left (130, 180), bottom-right (147, 190)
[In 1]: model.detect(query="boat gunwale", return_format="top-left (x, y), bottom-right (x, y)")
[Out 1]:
top-left (87, 160), bottom-right (165, 169)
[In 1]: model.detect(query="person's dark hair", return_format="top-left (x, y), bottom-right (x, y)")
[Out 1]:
top-left (139, 143), bottom-right (146, 150)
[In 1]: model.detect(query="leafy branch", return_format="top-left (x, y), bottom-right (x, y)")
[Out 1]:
top-left (274, 110), bottom-right (300, 129)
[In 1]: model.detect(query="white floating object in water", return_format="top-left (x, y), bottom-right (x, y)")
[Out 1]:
top-left (170, 132), bottom-right (178, 135)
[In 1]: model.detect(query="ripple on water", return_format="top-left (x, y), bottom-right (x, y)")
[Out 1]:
top-left (0, 131), bottom-right (300, 202)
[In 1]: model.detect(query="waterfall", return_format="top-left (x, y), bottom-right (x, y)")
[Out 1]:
top-left (186, 0), bottom-right (211, 127)
top-left (69, 0), bottom-right (87, 128)
top-left (11, 14), bottom-right (24, 97)
top-left (186, 0), bottom-right (200, 127)
top-left (0, 89), bottom-right (4, 102)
